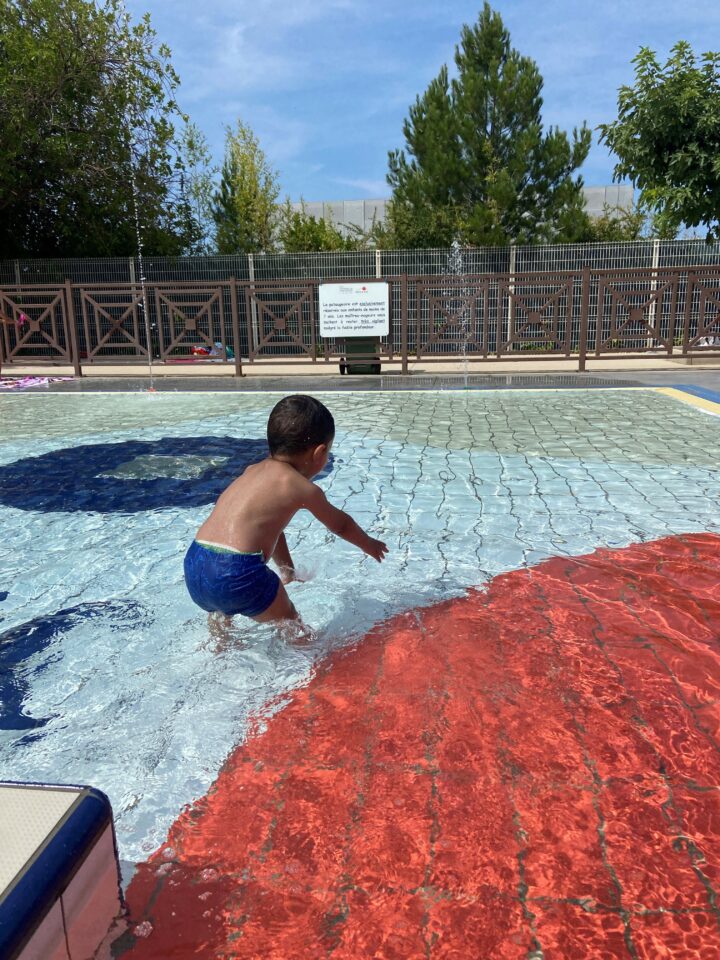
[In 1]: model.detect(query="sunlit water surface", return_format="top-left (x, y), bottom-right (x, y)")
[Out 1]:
top-left (0, 389), bottom-right (718, 867)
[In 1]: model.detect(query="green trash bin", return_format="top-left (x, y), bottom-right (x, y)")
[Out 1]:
top-left (339, 337), bottom-right (381, 375)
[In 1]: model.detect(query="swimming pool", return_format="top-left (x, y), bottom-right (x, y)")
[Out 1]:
top-left (1, 387), bottom-right (720, 957)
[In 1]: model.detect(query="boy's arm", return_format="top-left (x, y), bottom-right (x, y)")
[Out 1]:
top-left (271, 532), bottom-right (296, 584)
top-left (303, 485), bottom-right (388, 562)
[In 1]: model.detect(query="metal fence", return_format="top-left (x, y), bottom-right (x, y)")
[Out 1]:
top-left (3, 239), bottom-right (720, 287)
top-left (1, 261), bottom-right (719, 376)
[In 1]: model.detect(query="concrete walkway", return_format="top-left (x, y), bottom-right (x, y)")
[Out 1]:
top-left (4, 355), bottom-right (720, 379)
top-left (4, 357), bottom-right (720, 398)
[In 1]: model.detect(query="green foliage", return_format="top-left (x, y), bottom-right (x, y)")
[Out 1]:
top-left (518, 341), bottom-right (554, 351)
top-left (386, 3), bottom-right (591, 248)
top-left (599, 42), bottom-right (720, 241)
top-left (277, 199), bottom-right (357, 252)
top-left (212, 120), bottom-right (280, 254)
top-left (0, 0), bottom-right (193, 257)
top-left (370, 196), bottom-right (462, 249)
top-left (180, 122), bottom-right (217, 255)
top-left (582, 203), bottom-right (650, 242)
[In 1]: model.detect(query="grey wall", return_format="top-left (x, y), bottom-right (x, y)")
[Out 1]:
top-left (582, 185), bottom-right (634, 217)
top-left (291, 186), bottom-right (635, 235)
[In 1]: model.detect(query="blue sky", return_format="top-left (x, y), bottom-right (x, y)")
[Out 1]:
top-left (125, 0), bottom-right (720, 201)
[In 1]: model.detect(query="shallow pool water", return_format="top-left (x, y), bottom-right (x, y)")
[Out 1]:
top-left (1, 388), bottom-right (719, 869)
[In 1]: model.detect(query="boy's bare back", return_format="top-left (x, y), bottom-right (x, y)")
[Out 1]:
top-left (197, 458), bottom-right (321, 562)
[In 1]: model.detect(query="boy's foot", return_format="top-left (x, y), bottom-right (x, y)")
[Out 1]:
top-left (277, 617), bottom-right (316, 646)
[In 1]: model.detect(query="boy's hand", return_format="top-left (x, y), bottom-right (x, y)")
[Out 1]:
top-left (365, 537), bottom-right (389, 563)
top-left (278, 565), bottom-right (297, 585)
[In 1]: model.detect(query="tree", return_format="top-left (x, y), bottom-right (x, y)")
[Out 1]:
top-left (212, 120), bottom-right (279, 254)
top-left (386, 3), bottom-right (591, 248)
top-left (583, 203), bottom-right (650, 242)
top-left (179, 122), bottom-right (216, 255)
top-left (0, 0), bottom-right (193, 258)
top-left (277, 200), bottom-right (356, 252)
top-left (599, 43), bottom-right (720, 242)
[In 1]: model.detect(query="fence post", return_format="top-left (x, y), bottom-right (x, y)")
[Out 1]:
top-left (375, 249), bottom-right (382, 279)
top-left (681, 271), bottom-right (694, 356)
top-left (229, 278), bottom-right (243, 377)
top-left (401, 273), bottom-right (408, 374)
top-left (578, 266), bottom-right (590, 373)
top-left (248, 253), bottom-right (260, 348)
top-left (506, 244), bottom-right (516, 347)
top-left (647, 238), bottom-right (660, 349)
top-left (64, 279), bottom-right (82, 377)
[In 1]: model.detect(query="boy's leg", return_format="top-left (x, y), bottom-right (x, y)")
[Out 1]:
top-left (251, 581), bottom-right (300, 624)
top-left (207, 611), bottom-right (233, 638)
top-left (207, 612), bottom-right (237, 653)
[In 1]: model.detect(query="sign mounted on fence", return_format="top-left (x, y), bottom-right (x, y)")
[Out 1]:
top-left (319, 282), bottom-right (389, 338)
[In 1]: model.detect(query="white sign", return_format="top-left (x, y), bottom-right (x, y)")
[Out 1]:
top-left (319, 282), bottom-right (389, 338)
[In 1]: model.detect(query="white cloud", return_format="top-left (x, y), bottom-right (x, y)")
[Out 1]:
top-left (334, 177), bottom-right (390, 197)
top-left (208, 103), bottom-right (313, 167)
top-left (207, 0), bottom-right (365, 28)
top-left (136, 0), bottom-right (373, 103)
top-left (253, 111), bottom-right (314, 165)
top-left (177, 24), bottom-right (306, 99)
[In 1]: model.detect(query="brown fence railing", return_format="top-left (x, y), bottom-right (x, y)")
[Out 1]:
top-left (1, 266), bottom-right (719, 376)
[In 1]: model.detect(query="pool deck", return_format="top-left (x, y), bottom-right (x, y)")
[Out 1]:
top-left (3, 357), bottom-right (720, 397)
top-left (4, 355), bottom-right (720, 379)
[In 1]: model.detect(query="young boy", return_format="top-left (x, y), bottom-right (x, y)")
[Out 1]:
top-left (184, 394), bottom-right (388, 625)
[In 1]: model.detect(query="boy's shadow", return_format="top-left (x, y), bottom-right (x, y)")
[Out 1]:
top-left (0, 436), bottom-right (336, 514)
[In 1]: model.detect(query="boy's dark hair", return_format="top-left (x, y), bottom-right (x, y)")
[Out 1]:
top-left (267, 395), bottom-right (335, 456)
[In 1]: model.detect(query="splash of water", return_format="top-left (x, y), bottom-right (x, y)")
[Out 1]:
top-left (120, 11), bottom-right (155, 392)
top-left (445, 239), bottom-right (471, 389)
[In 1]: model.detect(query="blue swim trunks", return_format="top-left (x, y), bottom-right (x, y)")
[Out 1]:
top-left (184, 540), bottom-right (280, 618)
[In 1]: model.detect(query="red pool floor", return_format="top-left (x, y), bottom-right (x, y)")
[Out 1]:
top-left (116, 533), bottom-right (720, 958)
